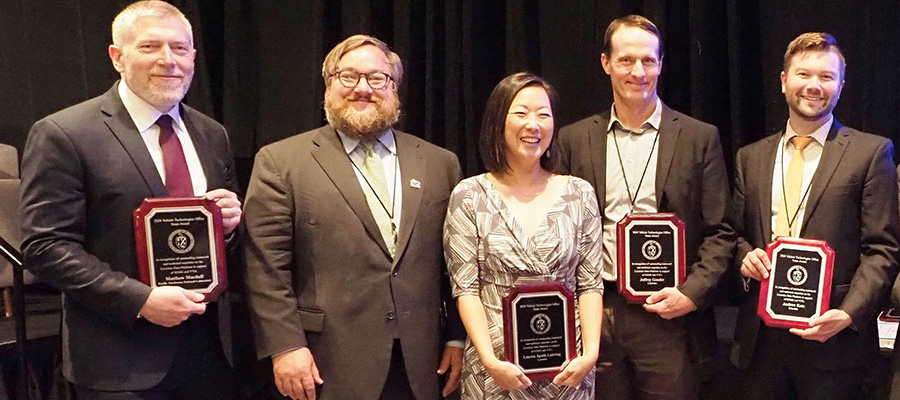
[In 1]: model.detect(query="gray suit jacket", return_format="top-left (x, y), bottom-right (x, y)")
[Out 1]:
top-left (557, 104), bottom-right (735, 363)
top-left (243, 125), bottom-right (465, 400)
top-left (19, 82), bottom-right (239, 390)
top-left (730, 121), bottom-right (899, 369)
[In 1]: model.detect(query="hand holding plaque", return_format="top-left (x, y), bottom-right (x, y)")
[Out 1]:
top-left (501, 282), bottom-right (576, 381)
top-left (758, 237), bottom-right (834, 329)
top-left (134, 197), bottom-right (228, 302)
top-left (616, 213), bottom-right (687, 303)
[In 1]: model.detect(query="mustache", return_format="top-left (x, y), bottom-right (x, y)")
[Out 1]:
top-left (323, 92), bottom-right (401, 139)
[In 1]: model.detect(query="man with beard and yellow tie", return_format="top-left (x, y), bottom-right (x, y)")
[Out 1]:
top-left (242, 35), bottom-right (465, 400)
top-left (731, 32), bottom-right (899, 399)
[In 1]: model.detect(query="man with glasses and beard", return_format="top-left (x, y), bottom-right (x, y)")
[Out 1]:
top-left (731, 32), bottom-right (899, 399)
top-left (243, 34), bottom-right (465, 400)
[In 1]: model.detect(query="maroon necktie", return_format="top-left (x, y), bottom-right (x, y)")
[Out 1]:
top-left (156, 115), bottom-right (194, 197)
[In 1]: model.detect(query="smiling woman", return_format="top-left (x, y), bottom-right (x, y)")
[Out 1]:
top-left (503, 85), bottom-right (555, 171)
top-left (444, 72), bottom-right (604, 399)
top-left (479, 73), bottom-right (559, 175)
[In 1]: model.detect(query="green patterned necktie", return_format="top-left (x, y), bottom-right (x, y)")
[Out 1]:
top-left (359, 140), bottom-right (396, 256)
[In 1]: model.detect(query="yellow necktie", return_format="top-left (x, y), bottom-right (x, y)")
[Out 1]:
top-left (775, 136), bottom-right (814, 237)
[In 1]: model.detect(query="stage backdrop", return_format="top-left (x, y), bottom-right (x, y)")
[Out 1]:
top-left (3, 0), bottom-right (900, 188)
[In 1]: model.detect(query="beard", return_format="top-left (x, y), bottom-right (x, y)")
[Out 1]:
top-left (785, 91), bottom-right (838, 122)
top-left (324, 89), bottom-right (401, 140)
top-left (124, 66), bottom-right (193, 111)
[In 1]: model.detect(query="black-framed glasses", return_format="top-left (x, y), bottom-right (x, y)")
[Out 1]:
top-left (331, 70), bottom-right (393, 90)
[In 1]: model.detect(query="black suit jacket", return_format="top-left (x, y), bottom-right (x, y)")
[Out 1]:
top-left (730, 121), bottom-right (899, 369)
top-left (242, 125), bottom-right (465, 400)
top-left (19, 83), bottom-right (239, 390)
top-left (557, 104), bottom-right (735, 362)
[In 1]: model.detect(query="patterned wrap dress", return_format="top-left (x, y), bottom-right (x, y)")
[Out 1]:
top-left (444, 174), bottom-right (604, 400)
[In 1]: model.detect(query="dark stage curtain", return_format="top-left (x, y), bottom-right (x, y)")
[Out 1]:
top-left (4, 0), bottom-right (900, 186)
top-left (3, 1), bottom-right (900, 399)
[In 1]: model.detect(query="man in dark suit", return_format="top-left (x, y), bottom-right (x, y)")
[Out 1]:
top-left (19, 1), bottom-right (242, 399)
top-left (732, 32), bottom-right (899, 399)
top-left (242, 34), bottom-right (464, 400)
top-left (557, 15), bottom-right (734, 400)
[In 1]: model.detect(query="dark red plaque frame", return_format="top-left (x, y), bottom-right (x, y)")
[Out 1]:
top-left (879, 308), bottom-right (900, 323)
top-left (616, 213), bottom-right (686, 303)
top-left (502, 282), bottom-right (576, 381)
top-left (758, 237), bottom-right (834, 329)
top-left (134, 197), bottom-right (227, 302)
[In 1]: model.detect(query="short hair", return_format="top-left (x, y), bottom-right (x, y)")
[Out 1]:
top-left (111, 1), bottom-right (193, 46)
top-left (479, 72), bottom-right (560, 174)
top-left (602, 14), bottom-right (664, 59)
top-left (321, 35), bottom-right (404, 89)
top-left (783, 32), bottom-right (846, 78)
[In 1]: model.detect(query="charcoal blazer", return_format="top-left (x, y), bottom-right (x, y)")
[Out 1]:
top-left (242, 125), bottom-right (465, 400)
top-left (557, 104), bottom-right (735, 363)
top-left (19, 82), bottom-right (239, 390)
top-left (729, 121), bottom-right (899, 369)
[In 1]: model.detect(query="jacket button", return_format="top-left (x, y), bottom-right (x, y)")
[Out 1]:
top-left (392, 271), bottom-right (399, 277)
top-left (386, 311), bottom-right (395, 321)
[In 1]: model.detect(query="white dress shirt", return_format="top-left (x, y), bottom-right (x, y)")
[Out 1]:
top-left (118, 81), bottom-right (207, 196)
top-left (602, 99), bottom-right (662, 281)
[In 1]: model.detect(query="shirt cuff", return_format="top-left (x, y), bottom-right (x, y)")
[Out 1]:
top-left (445, 340), bottom-right (465, 349)
top-left (272, 346), bottom-right (306, 358)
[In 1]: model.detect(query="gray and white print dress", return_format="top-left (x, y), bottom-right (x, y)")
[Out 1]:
top-left (443, 174), bottom-right (604, 400)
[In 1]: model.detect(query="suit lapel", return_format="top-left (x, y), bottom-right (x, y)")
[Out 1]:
top-left (800, 122), bottom-right (848, 235)
top-left (393, 133), bottom-right (424, 264)
top-left (590, 113), bottom-right (609, 210)
top-left (101, 83), bottom-right (167, 197)
top-left (655, 106), bottom-right (680, 209)
top-left (311, 127), bottom-right (391, 257)
top-left (756, 134), bottom-right (780, 242)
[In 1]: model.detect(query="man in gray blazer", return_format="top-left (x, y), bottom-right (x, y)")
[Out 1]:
top-left (556, 14), bottom-right (734, 400)
top-left (19, 1), bottom-right (242, 399)
top-left (243, 34), bottom-right (464, 400)
top-left (732, 32), bottom-right (899, 399)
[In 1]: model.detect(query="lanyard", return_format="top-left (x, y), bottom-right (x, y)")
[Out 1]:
top-left (611, 124), bottom-right (659, 213)
top-left (779, 134), bottom-right (814, 237)
top-left (347, 142), bottom-right (400, 237)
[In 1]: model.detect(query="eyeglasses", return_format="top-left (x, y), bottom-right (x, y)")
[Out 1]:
top-left (331, 70), bottom-right (393, 90)
top-left (612, 58), bottom-right (660, 72)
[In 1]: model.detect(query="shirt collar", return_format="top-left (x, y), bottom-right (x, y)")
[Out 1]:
top-left (784, 114), bottom-right (832, 148)
top-left (336, 128), bottom-right (397, 155)
top-left (607, 98), bottom-right (662, 132)
top-left (118, 80), bottom-right (183, 134)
